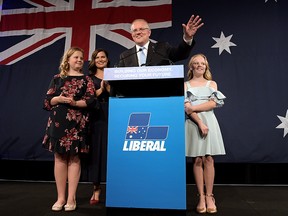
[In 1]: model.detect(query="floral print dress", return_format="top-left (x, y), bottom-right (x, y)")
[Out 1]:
top-left (42, 74), bottom-right (96, 155)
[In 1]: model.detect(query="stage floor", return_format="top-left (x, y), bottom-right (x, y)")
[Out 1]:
top-left (0, 180), bottom-right (287, 216)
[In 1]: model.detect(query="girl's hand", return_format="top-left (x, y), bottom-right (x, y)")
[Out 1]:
top-left (58, 95), bottom-right (72, 104)
top-left (198, 121), bottom-right (208, 138)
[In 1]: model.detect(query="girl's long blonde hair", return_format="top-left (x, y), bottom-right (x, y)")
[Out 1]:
top-left (187, 53), bottom-right (212, 80)
top-left (59, 47), bottom-right (84, 78)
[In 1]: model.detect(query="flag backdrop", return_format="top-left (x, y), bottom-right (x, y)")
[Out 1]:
top-left (1, 0), bottom-right (288, 162)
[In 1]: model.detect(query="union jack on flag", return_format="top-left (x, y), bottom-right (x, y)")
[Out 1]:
top-left (127, 126), bottom-right (138, 134)
top-left (0, 0), bottom-right (172, 65)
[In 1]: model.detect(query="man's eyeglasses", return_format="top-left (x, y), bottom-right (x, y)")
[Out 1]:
top-left (131, 28), bottom-right (149, 33)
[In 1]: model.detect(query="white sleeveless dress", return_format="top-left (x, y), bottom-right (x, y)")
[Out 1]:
top-left (185, 80), bottom-right (226, 157)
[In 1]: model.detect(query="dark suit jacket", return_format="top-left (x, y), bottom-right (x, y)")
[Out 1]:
top-left (111, 40), bottom-right (196, 97)
top-left (117, 40), bottom-right (195, 67)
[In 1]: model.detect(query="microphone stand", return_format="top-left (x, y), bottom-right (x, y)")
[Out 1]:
top-left (152, 45), bottom-right (174, 65)
top-left (114, 48), bottom-right (143, 67)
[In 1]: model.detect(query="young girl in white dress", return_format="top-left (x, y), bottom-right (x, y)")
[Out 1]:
top-left (184, 53), bottom-right (226, 214)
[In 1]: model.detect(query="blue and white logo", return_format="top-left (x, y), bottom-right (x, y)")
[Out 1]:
top-left (123, 113), bottom-right (169, 151)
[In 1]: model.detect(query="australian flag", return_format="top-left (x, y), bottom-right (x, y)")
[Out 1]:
top-left (126, 113), bottom-right (168, 140)
top-left (1, 0), bottom-right (288, 163)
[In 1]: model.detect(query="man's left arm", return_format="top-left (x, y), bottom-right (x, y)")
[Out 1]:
top-left (182, 15), bottom-right (204, 44)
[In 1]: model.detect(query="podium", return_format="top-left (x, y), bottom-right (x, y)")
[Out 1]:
top-left (104, 65), bottom-right (186, 210)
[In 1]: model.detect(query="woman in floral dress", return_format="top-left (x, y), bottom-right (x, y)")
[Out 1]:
top-left (42, 47), bottom-right (96, 212)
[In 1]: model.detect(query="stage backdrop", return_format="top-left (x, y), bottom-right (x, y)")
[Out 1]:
top-left (1, 0), bottom-right (288, 163)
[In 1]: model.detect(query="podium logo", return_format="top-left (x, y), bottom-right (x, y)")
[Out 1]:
top-left (123, 113), bottom-right (168, 151)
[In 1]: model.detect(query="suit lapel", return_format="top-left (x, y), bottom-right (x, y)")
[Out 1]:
top-left (146, 42), bottom-right (156, 66)
top-left (128, 46), bottom-right (138, 67)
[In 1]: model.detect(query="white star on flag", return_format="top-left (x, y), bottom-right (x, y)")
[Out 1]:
top-left (276, 110), bottom-right (288, 137)
top-left (211, 31), bottom-right (237, 55)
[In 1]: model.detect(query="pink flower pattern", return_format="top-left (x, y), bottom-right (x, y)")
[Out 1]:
top-left (42, 75), bottom-right (95, 155)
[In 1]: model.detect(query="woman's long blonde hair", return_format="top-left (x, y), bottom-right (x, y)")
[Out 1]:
top-left (59, 47), bottom-right (84, 78)
top-left (187, 53), bottom-right (212, 80)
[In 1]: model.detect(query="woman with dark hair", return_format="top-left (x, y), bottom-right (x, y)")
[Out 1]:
top-left (86, 48), bottom-right (110, 205)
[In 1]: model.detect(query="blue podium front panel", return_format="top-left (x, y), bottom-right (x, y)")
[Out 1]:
top-left (106, 96), bottom-right (186, 209)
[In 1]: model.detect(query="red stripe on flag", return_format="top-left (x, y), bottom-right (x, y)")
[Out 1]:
top-left (0, 32), bottom-right (64, 65)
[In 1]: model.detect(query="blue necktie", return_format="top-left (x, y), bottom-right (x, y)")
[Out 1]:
top-left (139, 47), bottom-right (146, 66)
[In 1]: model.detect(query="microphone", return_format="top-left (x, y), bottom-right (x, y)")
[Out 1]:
top-left (114, 48), bottom-right (143, 67)
top-left (151, 45), bottom-right (174, 65)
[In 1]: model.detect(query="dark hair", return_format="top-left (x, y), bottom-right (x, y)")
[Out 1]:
top-left (88, 48), bottom-right (110, 76)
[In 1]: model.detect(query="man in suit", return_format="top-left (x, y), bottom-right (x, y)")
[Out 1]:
top-left (111, 15), bottom-right (203, 97)
top-left (118, 15), bottom-right (204, 67)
